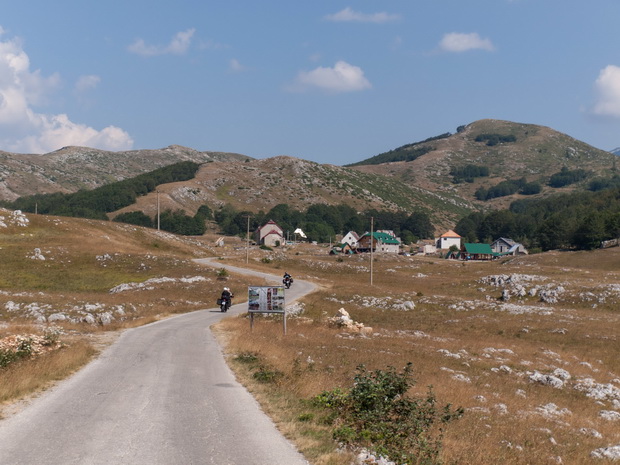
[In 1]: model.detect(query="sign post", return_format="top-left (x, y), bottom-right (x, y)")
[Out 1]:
top-left (248, 286), bottom-right (286, 334)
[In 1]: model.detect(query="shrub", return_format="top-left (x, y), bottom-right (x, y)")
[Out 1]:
top-left (234, 352), bottom-right (259, 364)
top-left (314, 363), bottom-right (463, 465)
top-left (253, 366), bottom-right (284, 384)
top-left (0, 336), bottom-right (35, 368)
top-left (113, 211), bottom-right (154, 228)
top-left (548, 167), bottom-right (589, 188)
top-left (474, 133), bottom-right (516, 146)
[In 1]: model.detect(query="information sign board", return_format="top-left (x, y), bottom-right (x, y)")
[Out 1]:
top-left (248, 286), bottom-right (286, 313)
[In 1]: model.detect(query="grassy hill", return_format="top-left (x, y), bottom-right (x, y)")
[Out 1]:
top-left (0, 145), bottom-right (250, 201)
top-left (350, 119), bottom-right (618, 210)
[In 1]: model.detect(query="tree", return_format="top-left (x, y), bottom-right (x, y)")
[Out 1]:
top-left (196, 204), bottom-right (213, 220)
top-left (304, 222), bottom-right (335, 243)
top-left (113, 211), bottom-right (153, 228)
top-left (520, 182), bottom-right (542, 195)
top-left (573, 213), bottom-right (606, 250)
top-left (159, 209), bottom-right (206, 235)
top-left (404, 211), bottom-right (434, 239)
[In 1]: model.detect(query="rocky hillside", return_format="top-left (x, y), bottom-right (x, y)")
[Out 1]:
top-left (0, 145), bottom-right (250, 201)
top-left (113, 156), bottom-right (475, 229)
top-left (350, 119), bottom-right (618, 209)
top-left (2, 119), bottom-right (618, 230)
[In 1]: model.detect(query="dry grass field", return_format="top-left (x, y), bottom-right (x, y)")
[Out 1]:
top-left (0, 210), bottom-right (257, 415)
top-left (1, 209), bottom-right (619, 464)
top-left (216, 244), bottom-right (620, 464)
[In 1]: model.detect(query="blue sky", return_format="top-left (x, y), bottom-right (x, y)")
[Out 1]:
top-left (2, 0), bottom-right (620, 165)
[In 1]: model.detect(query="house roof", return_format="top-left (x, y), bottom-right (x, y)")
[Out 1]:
top-left (345, 231), bottom-right (360, 240)
top-left (463, 243), bottom-right (493, 254)
top-left (263, 229), bottom-right (283, 238)
top-left (492, 237), bottom-right (516, 246)
top-left (361, 232), bottom-right (400, 245)
top-left (440, 229), bottom-right (461, 238)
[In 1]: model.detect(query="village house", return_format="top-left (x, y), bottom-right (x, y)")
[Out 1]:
top-left (329, 242), bottom-right (355, 255)
top-left (436, 229), bottom-right (462, 250)
top-left (417, 241), bottom-right (437, 255)
top-left (460, 243), bottom-right (495, 260)
top-left (340, 231), bottom-right (360, 248)
top-left (357, 231), bottom-right (400, 254)
top-left (255, 220), bottom-right (284, 247)
top-left (491, 237), bottom-right (528, 255)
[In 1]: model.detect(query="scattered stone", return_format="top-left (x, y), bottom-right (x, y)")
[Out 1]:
top-left (579, 428), bottom-right (603, 439)
top-left (29, 248), bottom-right (46, 260)
top-left (552, 368), bottom-right (571, 381)
top-left (0, 210), bottom-right (29, 228)
top-left (535, 403), bottom-right (571, 419)
top-left (591, 445), bottom-right (620, 460)
top-left (574, 378), bottom-right (620, 402)
top-left (529, 371), bottom-right (564, 388)
top-left (599, 410), bottom-right (620, 421)
top-left (47, 313), bottom-right (68, 322)
top-left (98, 312), bottom-right (114, 326)
top-left (327, 308), bottom-right (373, 335)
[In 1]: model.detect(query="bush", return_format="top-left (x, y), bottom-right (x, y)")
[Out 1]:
top-left (234, 352), bottom-right (259, 364)
top-left (253, 366), bottom-right (284, 384)
top-left (548, 167), bottom-right (589, 188)
top-left (113, 211), bottom-right (154, 228)
top-left (314, 363), bottom-right (463, 465)
top-left (0, 337), bottom-right (34, 368)
top-left (474, 133), bottom-right (516, 146)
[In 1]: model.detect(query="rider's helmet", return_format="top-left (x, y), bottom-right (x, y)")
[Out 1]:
top-left (223, 287), bottom-right (230, 292)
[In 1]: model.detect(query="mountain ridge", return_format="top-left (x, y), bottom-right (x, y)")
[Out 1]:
top-left (2, 119), bottom-right (618, 230)
top-left (0, 145), bottom-right (251, 202)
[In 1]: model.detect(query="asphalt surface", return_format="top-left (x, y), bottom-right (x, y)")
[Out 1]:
top-left (0, 259), bottom-right (315, 465)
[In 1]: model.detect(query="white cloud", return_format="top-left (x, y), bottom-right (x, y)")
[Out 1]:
top-left (128, 28), bottom-right (196, 57)
top-left (592, 65), bottom-right (620, 118)
top-left (229, 58), bottom-right (245, 73)
top-left (325, 7), bottom-right (401, 23)
top-left (288, 61), bottom-right (371, 94)
top-left (75, 74), bottom-right (100, 93)
top-left (12, 113), bottom-right (133, 153)
top-left (0, 31), bottom-right (133, 154)
top-left (439, 32), bottom-right (495, 53)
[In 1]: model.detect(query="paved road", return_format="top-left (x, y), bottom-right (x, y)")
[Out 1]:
top-left (0, 260), bottom-right (315, 465)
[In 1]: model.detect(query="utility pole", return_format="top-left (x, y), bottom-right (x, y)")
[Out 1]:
top-left (370, 216), bottom-right (374, 286)
top-left (245, 215), bottom-right (251, 264)
top-left (156, 190), bottom-right (161, 231)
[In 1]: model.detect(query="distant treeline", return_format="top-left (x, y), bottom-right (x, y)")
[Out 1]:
top-left (455, 186), bottom-right (620, 250)
top-left (214, 203), bottom-right (435, 244)
top-left (461, 166), bottom-right (616, 201)
top-left (346, 133), bottom-right (452, 167)
top-left (6, 161), bottom-right (201, 220)
top-left (114, 205), bottom-right (212, 236)
top-left (451, 164), bottom-right (489, 183)
top-left (474, 133), bottom-right (517, 146)
top-left (475, 178), bottom-right (542, 200)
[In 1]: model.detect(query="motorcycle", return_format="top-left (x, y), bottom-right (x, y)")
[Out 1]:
top-left (218, 296), bottom-right (231, 312)
top-left (283, 276), bottom-right (293, 289)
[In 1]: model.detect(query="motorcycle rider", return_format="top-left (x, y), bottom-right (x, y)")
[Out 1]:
top-left (283, 272), bottom-right (293, 288)
top-left (220, 287), bottom-right (233, 311)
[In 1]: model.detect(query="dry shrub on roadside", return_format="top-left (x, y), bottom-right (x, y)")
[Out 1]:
top-left (0, 338), bottom-right (96, 407)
